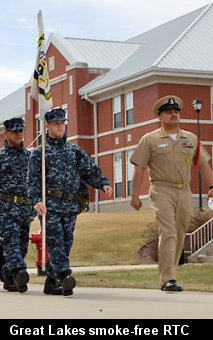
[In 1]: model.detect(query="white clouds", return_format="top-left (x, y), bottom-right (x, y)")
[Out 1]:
top-left (0, 67), bottom-right (29, 84)
top-left (19, 17), bottom-right (27, 23)
top-left (0, 67), bottom-right (30, 99)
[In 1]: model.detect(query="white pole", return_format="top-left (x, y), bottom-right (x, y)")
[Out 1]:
top-left (41, 115), bottom-right (46, 272)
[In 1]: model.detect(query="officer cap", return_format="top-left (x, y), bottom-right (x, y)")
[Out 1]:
top-left (45, 108), bottom-right (68, 122)
top-left (152, 95), bottom-right (183, 117)
top-left (3, 117), bottom-right (24, 131)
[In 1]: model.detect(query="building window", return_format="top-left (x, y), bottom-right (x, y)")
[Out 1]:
top-left (125, 92), bottom-right (134, 125)
top-left (69, 76), bottom-right (73, 95)
top-left (27, 92), bottom-right (31, 110)
top-left (36, 118), bottom-right (42, 146)
top-left (126, 150), bottom-right (134, 196)
top-left (211, 87), bottom-right (213, 120)
top-left (113, 96), bottom-right (121, 129)
top-left (48, 56), bottom-right (55, 71)
top-left (114, 152), bottom-right (122, 198)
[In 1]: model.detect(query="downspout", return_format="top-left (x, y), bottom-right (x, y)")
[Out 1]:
top-left (85, 94), bottom-right (99, 213)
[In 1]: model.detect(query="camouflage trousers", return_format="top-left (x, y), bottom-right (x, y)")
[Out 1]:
top-left (0, 214), bottom-right (30, 277)
top-left (39, 211), bottom-right (77, 279)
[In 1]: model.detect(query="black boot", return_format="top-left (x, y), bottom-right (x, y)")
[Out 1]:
top-left (43, 276), bottom-right (62, 295)
top-left (3, 275), bottom-right (18, 292)
top-left (13, 269), bottom-right (29, 293)
top-left (59, 271), bottom-right (76, 296)
top-left (161, 279), bottom-right (183, 292)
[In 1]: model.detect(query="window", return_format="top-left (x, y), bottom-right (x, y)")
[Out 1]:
top-left (114, 152), bottom-right (122, 198)
top-left (125, 92), bottom-right (134, 125)
top-left (211, 87), bottom-right (213, 120)
top-left (36, 118), bottom-right (42, 146)
top-left (62, 107), bottom-right (68, 136)
top-left (48, 56), bottom-right (55, 71)
top-left (126, 150), bottom-right (134, 196)
top-left (113, 96), bottom-right (121, 129)
top-left (27, 92), bottom-right (31, 111)
top-left (69, 76), bottom-right (73, 95)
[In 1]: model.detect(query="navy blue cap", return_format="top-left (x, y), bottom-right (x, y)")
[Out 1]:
top-left (3, 118), bottom-right (24, 131)
top-left (45, 108), bottom-right (68, 122)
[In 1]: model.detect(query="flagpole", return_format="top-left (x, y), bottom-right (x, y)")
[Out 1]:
top-left (30, 10), bottom-right (53, 273)
top-left (41, 115), bottom-right (46, 272)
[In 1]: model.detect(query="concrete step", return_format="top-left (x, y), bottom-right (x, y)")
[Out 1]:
top-left (198, 255), bottom-right (213, 263)
top-left (206, 249), bottom-right (213, 256)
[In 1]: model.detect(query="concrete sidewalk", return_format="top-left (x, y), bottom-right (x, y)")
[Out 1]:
top-left (1, 265), bottom-right (212, 319)
top-left (28, 264), bottom-right (158, 274)
top-left (0, 283), bottom-right (213, 319)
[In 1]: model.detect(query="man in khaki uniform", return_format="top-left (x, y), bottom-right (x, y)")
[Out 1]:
top-left (130, 95), bottom-right (213, 291)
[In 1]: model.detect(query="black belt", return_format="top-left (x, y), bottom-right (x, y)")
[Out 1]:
top-left (47, 188), bottom-right (78, 201)
top-left (0, 193), bottom-right (32, 205)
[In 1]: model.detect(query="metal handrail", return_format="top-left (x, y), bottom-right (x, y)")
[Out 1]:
top-left (185, 217), bottom-right (213, 257)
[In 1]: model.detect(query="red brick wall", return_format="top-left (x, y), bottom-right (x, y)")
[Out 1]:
top-left (158, 83), bottom-right (211, 120)
top-left (20, 47), bottom-right (213, 206)
top-left (47, 43), bottom-right (69, 78)
top-left (0, 133), bottom-right (5, 146)
top-left (134, 83), bottom-right (159, 122)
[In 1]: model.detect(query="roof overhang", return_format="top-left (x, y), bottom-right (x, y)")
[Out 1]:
top-left (79, 67), bottom-right (213, 102)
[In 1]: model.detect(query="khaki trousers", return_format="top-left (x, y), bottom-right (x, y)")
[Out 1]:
top-left (149, 183), bottom-right (191, 285)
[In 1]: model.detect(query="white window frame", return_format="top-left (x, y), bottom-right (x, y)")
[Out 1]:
top-left (27, 92), bottom-right (31, 111)
top-left (69, 76), bottom-right (73, 95)
top-left (125, 92), bottom-right (134, 126)
top-left (36, 117), bottom-right (42, 146)
top-left (126, 150), bottom-right (134, 196)
top-left (113, 152), bottom-right (122, 198)
top-left (48, 56), bottom-right (55, 71)
top-left (113, 96), bottom-right (121, 129)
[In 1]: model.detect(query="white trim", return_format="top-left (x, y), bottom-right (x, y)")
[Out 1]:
top-left (91, 140), bottom-right (213, 158)
top-left (50, 74), bottom-right (67, 85)
top-left (62, 104), bottom-right (68, 110)
top-left (91, 144), bottom-right (138, 158)
top-left (66, 62), bottom-right (88, 72)
top-left (202, 141), bottom-right (213, 146)
top-left (66, 117), bottom-right (213, 147)
top-left (180, 119), bottom-right (213, 124)
top-left (67, 135), bottom-right (94, 141)
top-left (80, 67), bottom-right (213, 100)
top-left (98, 118), bottom-right (159, 137)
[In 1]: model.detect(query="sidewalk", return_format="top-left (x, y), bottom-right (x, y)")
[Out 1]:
top-left (1, 283), bottom-right (213, 319)
top-left (1, 264), bottom-right (213, 319)
top-left (28, 264), bottom-right (158, 274)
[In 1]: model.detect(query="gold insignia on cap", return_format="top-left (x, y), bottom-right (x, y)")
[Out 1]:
top-left (169, 98), bottom-right (175, 104)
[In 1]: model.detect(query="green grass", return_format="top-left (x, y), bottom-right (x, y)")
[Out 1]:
top-left (26, 210), bottom-right (156, 267)
top-left (26, 210), bottom-right (213, 292)
top-left (29, 264), bottom-right (213, 292)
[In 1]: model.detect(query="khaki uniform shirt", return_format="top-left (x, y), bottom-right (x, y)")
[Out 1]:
top-left (130, 127), bottom-right (211, 186)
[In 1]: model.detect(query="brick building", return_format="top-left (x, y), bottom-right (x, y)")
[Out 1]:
top-left (1, 4), bottom-right (213, 212)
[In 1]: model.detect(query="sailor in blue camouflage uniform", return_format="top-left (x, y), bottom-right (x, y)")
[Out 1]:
top-left (0, 118), bottom-right (34, 293)
top-left (28, 108), bottom-right (112, 296)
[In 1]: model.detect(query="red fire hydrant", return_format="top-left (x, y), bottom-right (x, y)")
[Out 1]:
top-left (30, 230), bottom-right (48, 276)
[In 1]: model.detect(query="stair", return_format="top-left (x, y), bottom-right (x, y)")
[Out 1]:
top-left (198, 250), bottom-right (213, 263)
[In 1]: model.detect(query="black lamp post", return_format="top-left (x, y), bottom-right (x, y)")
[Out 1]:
top-left (192, 99), bottom-right (203, 212)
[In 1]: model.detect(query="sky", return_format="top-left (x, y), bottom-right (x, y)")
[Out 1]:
top-left (0, 0), bottom-right (211, 100)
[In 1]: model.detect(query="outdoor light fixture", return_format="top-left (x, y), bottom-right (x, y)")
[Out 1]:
top-left (192, 99), bottom-right (203, 112)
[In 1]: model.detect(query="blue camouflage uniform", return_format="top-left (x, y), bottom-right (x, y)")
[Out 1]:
top-left (28, 109), bottom-right (110, 285)
top-left (0, 118), bottom-right (34, 289)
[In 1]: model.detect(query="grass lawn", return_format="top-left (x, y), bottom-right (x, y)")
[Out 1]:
top-left (29, 264), bottom-right (213, 292)
top-left (26, 210), bottom-right (213, 292)
top-left (26, 210), bottom-right (156, 268)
